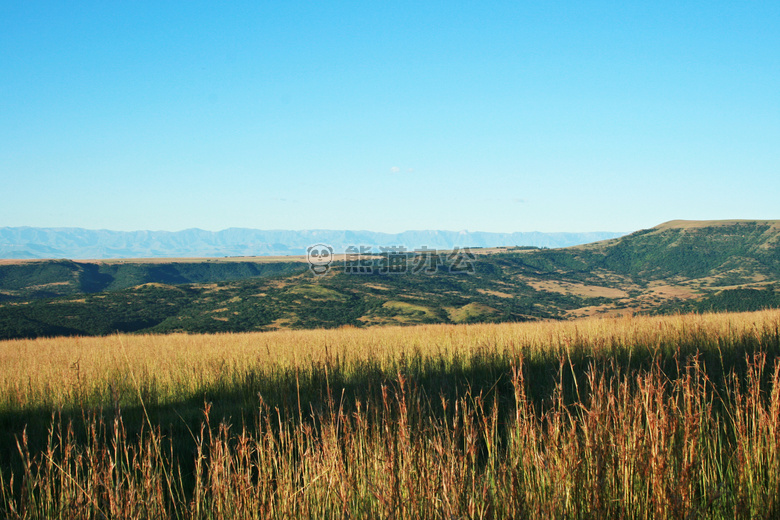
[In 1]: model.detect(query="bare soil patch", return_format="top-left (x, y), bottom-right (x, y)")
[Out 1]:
top-left (527, 280), bottom-right (628, 299)
top-left (477, 288), bottom-right (513, 298)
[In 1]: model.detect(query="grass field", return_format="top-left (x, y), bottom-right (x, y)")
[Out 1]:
top-left (1, 310), bottom-right (779, 518)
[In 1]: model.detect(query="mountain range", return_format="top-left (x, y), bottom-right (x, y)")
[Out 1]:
top-left (1, 219), bottom-right (778, 340)
top-left (0, 227), bottom-right (628, 259)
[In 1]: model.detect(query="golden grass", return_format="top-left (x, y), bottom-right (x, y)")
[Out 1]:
top-left (0, 310), bottom-right (778, 413)
top-left (1, 310), bottom-right (780, 518)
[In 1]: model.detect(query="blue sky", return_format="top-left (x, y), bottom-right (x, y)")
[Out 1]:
top-left (1, 1), bottom-right (778, 233)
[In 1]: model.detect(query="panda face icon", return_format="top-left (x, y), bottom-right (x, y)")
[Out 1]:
top-left (306, 244), bottom-right (334, 276)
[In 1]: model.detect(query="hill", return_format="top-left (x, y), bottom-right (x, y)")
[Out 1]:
top-left (0, 220), bottom-right (778, 339)
top-left (0, 258), bottom-right (306, 301)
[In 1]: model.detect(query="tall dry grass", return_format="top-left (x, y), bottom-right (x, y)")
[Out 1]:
top-left (2, 310), bottom-right (778, 413)
top-left (1, 310), bottom-right (779, 518)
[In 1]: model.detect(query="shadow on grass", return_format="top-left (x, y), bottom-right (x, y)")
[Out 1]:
top-left (3, 320), bottom-right (779, 490)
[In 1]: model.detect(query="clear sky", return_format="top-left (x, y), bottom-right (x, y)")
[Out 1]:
top-left (1, 1), bottom-right (778, 233)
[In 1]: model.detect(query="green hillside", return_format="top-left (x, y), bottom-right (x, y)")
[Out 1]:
top-left (585, 220), bottom-right (780, 281)
top-left (1, 220), bottom-right (779, 339)
top-left (0, 259), bottom-right (305, 302)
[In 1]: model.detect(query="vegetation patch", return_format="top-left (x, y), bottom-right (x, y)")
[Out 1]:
top-left (447, 302), bottom-right (499, 323)
top-left (476, 288), bottom-right (514, 298)
top-left (289, 284), bottom-right (347, 300)
top-left (527, 279), bottom-right (628, 298)
top-left (382, 300), bottom-right (437, 319)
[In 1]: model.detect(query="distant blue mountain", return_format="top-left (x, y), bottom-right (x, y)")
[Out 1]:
top-left (0, 227), bottom-right (629, 259)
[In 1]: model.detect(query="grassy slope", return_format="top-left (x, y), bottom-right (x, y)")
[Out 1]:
top-left (0, 258), bottom-right (306, 301)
